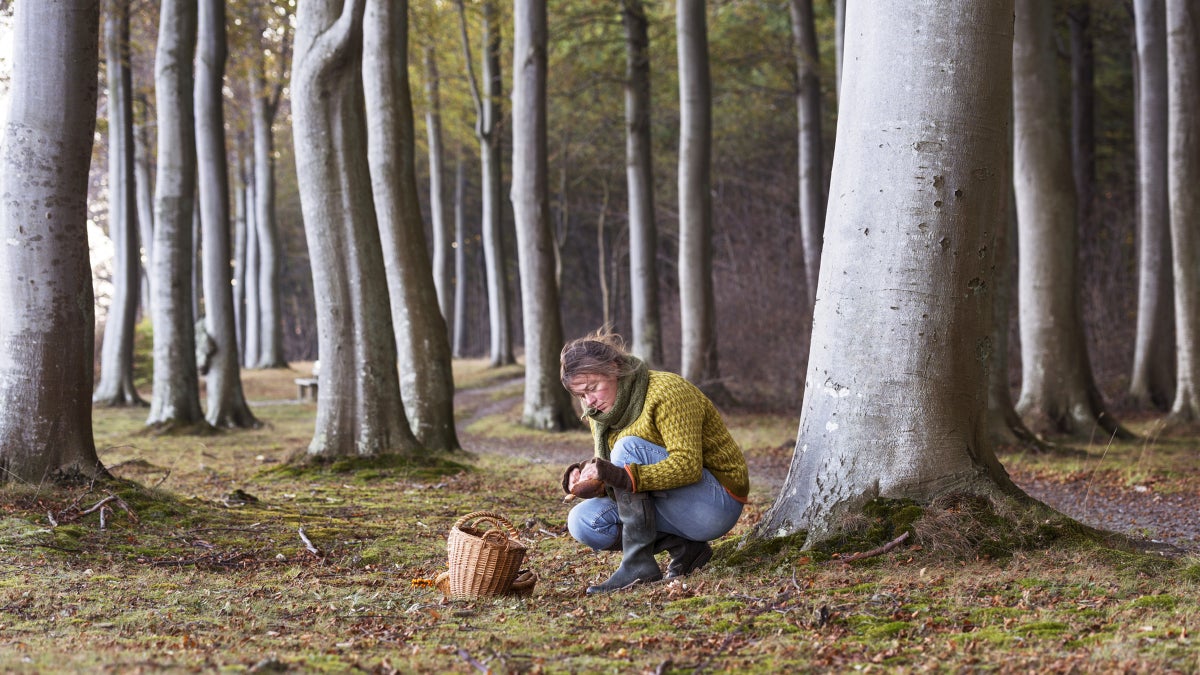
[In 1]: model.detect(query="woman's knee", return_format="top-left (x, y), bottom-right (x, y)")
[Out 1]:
top-left (567, 499), bottom-right (619, 550)
top-left (611, 436), bottom-right (666, 466)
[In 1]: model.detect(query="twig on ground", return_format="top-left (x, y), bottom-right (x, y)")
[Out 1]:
top-left (823, 531), bottom-right (910, 565)
top-left (46, 511), bottom-right (57, 527)
top-left (298, 527), bottom-right (321, 556)
top-left (456, 648), bottom-right (489, 674)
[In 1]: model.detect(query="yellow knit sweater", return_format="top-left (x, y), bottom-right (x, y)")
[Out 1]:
top-left (592, 370), bottom-right (749, 502)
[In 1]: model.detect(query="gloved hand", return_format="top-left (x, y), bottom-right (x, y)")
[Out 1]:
top-left (560, 461), bottom-right (586, 495)
top-left (585, 457), bottom-right (634, 493)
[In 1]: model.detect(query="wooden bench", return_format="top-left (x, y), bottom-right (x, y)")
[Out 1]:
top-left (295, 377), bottom-right (318, 401)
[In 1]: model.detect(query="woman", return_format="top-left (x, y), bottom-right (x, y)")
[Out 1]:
top-left (559, 330), bottom-right (748, 594)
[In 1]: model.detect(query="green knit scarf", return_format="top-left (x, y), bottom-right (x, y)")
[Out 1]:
top-left (585, 356), bottom-right (650, 461)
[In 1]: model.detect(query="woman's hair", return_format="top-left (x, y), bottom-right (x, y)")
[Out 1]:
top-left (560, 328), bottom-right (637, 389)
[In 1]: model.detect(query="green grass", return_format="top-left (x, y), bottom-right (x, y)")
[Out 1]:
top-left (0, 365), bottom-right (1197, 672)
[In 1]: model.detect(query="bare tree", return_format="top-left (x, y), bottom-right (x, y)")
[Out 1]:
top-left (456, 0), bottom-right (514, 367)
top-left (1130, 0), bottom-right (1175, 410)
top-left (452, 150), bottom-right (470, 358)
top-left (292, 0), bottom-right (420, 459)
top-left (512, 0), bottom-right (574, 430)
top-left (363, 0), bottom-right (460, 450)
top-left (1164, 0), bottom-right (1200, 425)
top-left (0, 0), bottom-right (109, 482)
top-left (95, 0), bottom-right (146, 407)
top-left (147, 0), bottom-right (206, 430)
top-left (424, 45), bottom-right (454, 327)
top-left (754, 0), bottom-right (1021, 546)
top-left (676, 0), bottom-right (725, 399)
top-left (790, 0), bottom-right (825, 307)
top-left (622, 0), bottom-right (663, 366)
top-left (196, 0), bottom-right (257, 428)
top-left (1012, 0), bottom-right (1128, 440)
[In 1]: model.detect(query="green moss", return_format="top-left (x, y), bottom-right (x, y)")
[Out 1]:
top-left (1016, 621), bottom-right (1069, 637)
top-left (711, 531), bottom-right (815, 571)
top-left (1128, 594), bottom-right (1178, 610)
top-left (863, 620), bottom-right (912, 638)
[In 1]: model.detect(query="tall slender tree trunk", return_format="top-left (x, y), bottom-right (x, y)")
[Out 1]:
top-left (453, 151), bottom-right (469, 358)
top-left (832, 0), bottom-right (845, 97)
top-left (676, 0), bottom-right (724, 400)
top-left (243, 163), bottom-right (261, 369)
top-left (95, 0), bottom-right (145, 407)
top-left (424, 45), bottom-right (454, 327)
top-left (250, 44), bottom-right (287, 369)
top-left (0, 0), bottom-right (109, 483)
top-left (233, 148), bottom-right (248, 361)
top-left (1164, 0), bottom-right (1200, 425)
top-left (292, 0), bottom-right (420, 459)
top-left (622, 0), bottom-right (662, 367)
top-left (147, 0), bottom-right (206, 430)
top-left (196, 0), bottom-right (257, 429)
top-left (1012, 0), bottom-right (1128, 440)
top-left (790, 0), bottom-right (824, 308)
top-left (1130, 0), bottom-right (1175, 410)
top-left (364, 0), bottom-right (460, 451)
top-left (512, 0), bottom-right (573, 431)
top-left (134, 100), bottom-right (155, 318)
top-left (754, 0), bottom-right (1020, 547)
top-left (457, 0), bottom-right (514, 368)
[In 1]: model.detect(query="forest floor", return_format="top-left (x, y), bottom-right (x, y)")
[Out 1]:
top-left (0, 361), bottom-right (1196, 673)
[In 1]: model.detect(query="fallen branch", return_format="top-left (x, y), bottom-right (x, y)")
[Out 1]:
top-left (298, 527), bottom-right (321, 556)
top-left (456, 648), bottom-right (489, 674)
top-left (823, 531), bottom-right (910, 565)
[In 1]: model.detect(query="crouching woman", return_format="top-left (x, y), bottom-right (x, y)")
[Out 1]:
top-left (559, 330), bottom-right (748, 594)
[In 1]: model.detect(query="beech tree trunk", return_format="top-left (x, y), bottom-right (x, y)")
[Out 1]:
top-left (790, 0), bottom-right (825, 307)
top-left (1130, 0), bottom-right (1175, 410)
top-left (1012, 0), bottom-right (1128, 440)
top-left (250, 40), bottom-right (287, 369)
top-left (754, 0), bottom-right (1021, 547)
top-left (512, 0), bottom-right (573, 430)
top-left (676, 0), bottom-right (724, 399)
top-left (95, 0), bottom-right (145, 407)
top-left (242, 163), bottom-right (261, 369)
top-left (134, 102), bottom-right (155, 318)
top-left (0, 0), bottom-right (109, 483)
top-left (1164, 0), bottom-right (1200, 425)
top-left (622, 0), bottom-right (663, 367)
top-left (363, 0), bottom-right (460, 451)
top-left (147, 0), bottom-right (206, 430)
top-left (292, 0), bottom-right (419, 459)
top-left (452, 152), bottom-right (469, 358)
top-left (424, 45), bottom-right (454, 327)
top-left (457, 0), bottom-right (514, 368)
top-left (196, 0), bottom-right (257, 429)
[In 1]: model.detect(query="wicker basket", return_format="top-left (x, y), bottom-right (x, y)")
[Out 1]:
top-left (446, 511), bottom-right (527, 599)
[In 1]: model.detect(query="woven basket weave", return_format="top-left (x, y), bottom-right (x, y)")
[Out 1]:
top-left (446, 511), bottom-right (527, 599)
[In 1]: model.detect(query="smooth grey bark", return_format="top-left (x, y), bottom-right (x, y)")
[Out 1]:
top-left (233, 150), bottom-right (248, 360)
top-left (512, 0), bottom-right (573, 431)
top-left (196, 0), bottom-right (257, 429)
top-left (1068, 2), bottom-right (1096, 239)
top-left (147, 0), bottom-right (206, 430)
top-left (622, 0), bottom-right (663, 367)
top-left (0, 0), bottom-right (108, 483)
top-left (250, 31), bottom-right (288, 369)
top-left (1164, 0), bottom-right (1200, 424)
top-left (424, 46), bottom-right (454, 327)
top-left (754, 0), bottom-right (1021, 547)
top-left (1012, 0), bottom-right (1128, 440)
top-left (790, 0), bottom-right (825, 307)
top-left (134, 101), bottom-right (155, 317)
top-left (1130, 0), bottom-right (1175, 410)
top-left (457, 0), bottom-right (514, 367)
top-left (292, 0), bottom-right (419, 459)
top-left (452, 152), bottom-right (469, 358)
top-left (676, 0), bottom-right (724, 398)
top-left (363, 0), bottom-right (460, 451)
top-left (95, 0), bottom-right (146, 407)
top-left (242, 162), bottom-right (261, 369)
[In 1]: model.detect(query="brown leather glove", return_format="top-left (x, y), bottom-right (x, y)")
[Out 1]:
top-left (560, 461), bottom-right (586, 495)
top-left (587, 458), bottom-right (634, 492)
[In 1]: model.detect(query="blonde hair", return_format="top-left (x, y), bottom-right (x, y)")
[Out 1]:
top-left (559, 328), bottom-right (638, 389)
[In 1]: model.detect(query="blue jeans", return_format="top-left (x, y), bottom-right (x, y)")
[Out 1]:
top-left (566, 436), bottom-right (744, 550)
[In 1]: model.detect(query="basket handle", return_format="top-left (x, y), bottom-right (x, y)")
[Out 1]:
top-left (452, 510), bottom-right (521, 540)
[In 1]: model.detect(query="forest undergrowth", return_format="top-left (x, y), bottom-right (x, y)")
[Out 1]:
top-left (0, 361), bottom-right (1197, 673)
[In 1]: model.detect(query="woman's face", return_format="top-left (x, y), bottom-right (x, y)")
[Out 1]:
top-left (567, 373), bottom-right (619, 413)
